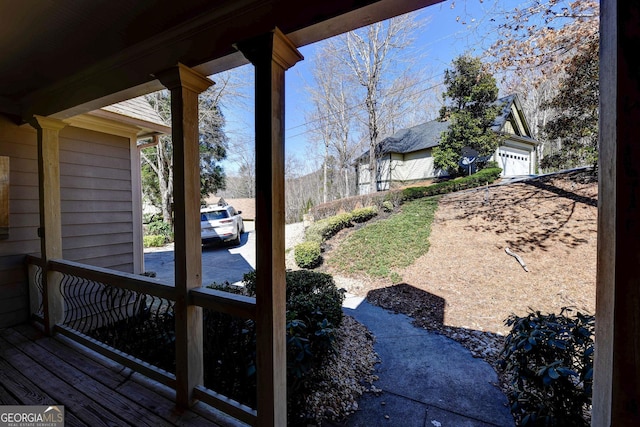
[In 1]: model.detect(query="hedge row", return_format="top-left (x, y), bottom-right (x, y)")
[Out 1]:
top-left (304, 206), bottom-right (378, 244)
top-left (295, 206), bottom-right (378, 269)
top-left (401, 168), bottom-right (503, 201)
top-left (309, 168), bottom-right (502, 221)
top-left (308, 193), bottom-right (394, 222)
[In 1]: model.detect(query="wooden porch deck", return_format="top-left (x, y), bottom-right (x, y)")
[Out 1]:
top-left (0, 323), bottom-right (243, 427)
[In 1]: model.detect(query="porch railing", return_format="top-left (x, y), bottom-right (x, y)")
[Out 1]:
top-left (26, 255), bottom-right (258, 425)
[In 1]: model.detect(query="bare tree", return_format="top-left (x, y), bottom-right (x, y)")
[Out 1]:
top-left (487, 0), bottom-right (599, 86)
top-left (141, 70), bottom-right (249, 224)
top-left (306, 45), bottom-right (359, 201)
top-left (225, 136), bottom-right (256, 198)
top-left (313, 13), bottom-right (425, 194)
top-left (305, 104), bottom-right (333, 204)
top-left (284, 153), bottom-right (322, 223)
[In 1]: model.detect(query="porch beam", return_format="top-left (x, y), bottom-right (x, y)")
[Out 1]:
top-left (593, 1), bottom-right (640, 425)
top-left (236, 28), bottom-right (302, 427)
top-left (29, 115), bottom-right (66, 335)
top-left (155, 64), bottom-right (213, 408)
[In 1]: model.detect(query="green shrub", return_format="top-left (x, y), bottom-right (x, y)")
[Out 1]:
top-left (382, 190), bottom-right (403, 208)
top-left (242, 270), bottom-right (344, 423)
top-left (305, 219), bottom-right (329, 244)
top-left (499, 308), bottom-right (594, 426)
top-left (146, 220), bottom-right (172, 235)
top-left (283, 270), bottom-right (344, 328)
top-left (294, 241), bottom-right (322, 269)
top-left (402, 167), bottom-right (502, 201)
top-left (485, 160), bottom-right (500, 169)
top-left (304, 213), bottom-right (352, 244)
top-left (350, 206), bottom-right (378, 223)
top-left (323, 212), bottom-right (353, 239)
top-left (242, 270), bottom-right (344, 370)
top-left (145, 220), bottom-right (173, 243)
top-left (242, 270), bottom-right (343, 329)
top-left (381, 200), bottom-right (394, 212)
top-left (143, 235), bottom-right (166, 247)
top-left (305, 206), bottom-right (380, 245)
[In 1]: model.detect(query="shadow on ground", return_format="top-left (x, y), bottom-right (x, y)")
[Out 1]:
top-left (144, 231), bottom-right (255, 286)
top-left (445, 171), bottom-right (597, 252)
top-left (367, 283), bottom-right (445, 331)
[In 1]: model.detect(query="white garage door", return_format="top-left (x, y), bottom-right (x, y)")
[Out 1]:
top-left (498, 147), bottom-right (530, 176)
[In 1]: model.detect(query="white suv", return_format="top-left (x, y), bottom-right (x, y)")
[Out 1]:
top-left (200, 204), bottom-right (244, 246)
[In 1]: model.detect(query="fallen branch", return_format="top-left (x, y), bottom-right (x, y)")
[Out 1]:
top-left (505, 247), bottom-right (529, 272)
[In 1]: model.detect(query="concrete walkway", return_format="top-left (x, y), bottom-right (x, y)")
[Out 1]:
top-left (339, 296), bottom-right (514, 427)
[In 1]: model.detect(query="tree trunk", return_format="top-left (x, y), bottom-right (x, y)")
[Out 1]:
top-left (157, 140), bottom-right (174, 226)
top-left (323, 141), bottom-right (329, 203)
top-left (344, 167), bottom-right (349, 198)
top-left (367, 94), bottom-right (379, 194)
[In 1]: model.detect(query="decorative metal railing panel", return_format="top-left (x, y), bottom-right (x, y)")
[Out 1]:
top-left (27, 260), bottom-right (44, 319)
top-left (24, 257), bottom-right (259, 423)
top-left (203, 310), bottom-right (257, 408)
top-left (59, 272), bottom-right (176, 374)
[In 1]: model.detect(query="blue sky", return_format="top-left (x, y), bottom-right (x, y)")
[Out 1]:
top-left (221, 0), bottom-right (502, 173)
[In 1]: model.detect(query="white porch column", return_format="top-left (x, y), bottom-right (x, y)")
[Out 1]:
top-left (236, 28), bottom-right (302, 427)
top-left (156, 64), bottom-right (213, 408)
top-left (30, 115), bottom-right (67, 335)
top-left (593, 1), bottom-right (640, 425)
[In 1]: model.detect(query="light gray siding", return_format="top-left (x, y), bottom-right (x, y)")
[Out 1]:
top-left (59, 127), bottom-right (135, 272)
top-left (0, 118), bottom-right (40, 327)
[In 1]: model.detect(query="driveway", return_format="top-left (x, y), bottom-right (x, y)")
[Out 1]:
top-left (144, 229), bottom-right (256, 287)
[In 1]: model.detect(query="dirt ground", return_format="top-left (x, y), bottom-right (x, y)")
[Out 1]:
top-left (329, 170), bottom-right (598, 339)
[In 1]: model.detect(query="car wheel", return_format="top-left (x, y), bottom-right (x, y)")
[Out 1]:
top-left (232, 227), bottom-right (241, 246)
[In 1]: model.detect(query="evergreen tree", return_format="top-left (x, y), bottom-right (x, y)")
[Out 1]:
top-left (199, 93), bottom-right (228, 199)
top-left (141, 87), bottom-right (228, 225)
top-left (434, 55), bottom-right (501, 175)
top-left (541, 39), bottom-right (599, 171)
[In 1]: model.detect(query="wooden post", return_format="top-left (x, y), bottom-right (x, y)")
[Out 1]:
top-left (593, 1), bottom-right (640, 425)
top-left (236, 28), bottom-right (302, 427)
top-left (155, 64), bottom-right (213, 408)
top-left (30, 115), bottom-right (66, 335)
top-left (130, 134), bottom-right (144, 275)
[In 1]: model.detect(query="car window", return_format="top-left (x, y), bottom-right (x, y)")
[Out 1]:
top-left (229, 207), bottom-right (237, 216)
top-left (201, 211), bottom-right (228, 221)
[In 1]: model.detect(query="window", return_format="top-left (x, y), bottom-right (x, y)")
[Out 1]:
top-left (202, 210), bottom-right (229, 221)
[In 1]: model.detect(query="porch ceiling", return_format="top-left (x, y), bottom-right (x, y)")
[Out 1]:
top-left (0, 0), bottom-right (441, 122)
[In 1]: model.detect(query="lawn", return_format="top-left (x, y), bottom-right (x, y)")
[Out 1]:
top-left (326, 197), bottom-right (438, 282)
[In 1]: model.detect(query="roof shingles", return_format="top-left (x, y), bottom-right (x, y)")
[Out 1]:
top-left (359, 94), bottom-right (535, 161)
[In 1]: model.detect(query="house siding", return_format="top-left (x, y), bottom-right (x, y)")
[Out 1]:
top-left (392, 149), bottom-right (436, 182)
top-left (0, 118), bottom-right (136, 328)
top-left (357, 161), bottom-right (372, 195)
top-left (356, 96), bottom-right (538, 188)
top-left (59, 127), bottom-right (134, 270)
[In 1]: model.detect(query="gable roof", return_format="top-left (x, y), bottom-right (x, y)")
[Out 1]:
top-left (358, 94), bottom-right (536, 161)
top-left (377, 120), bottom-right (450, 156)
